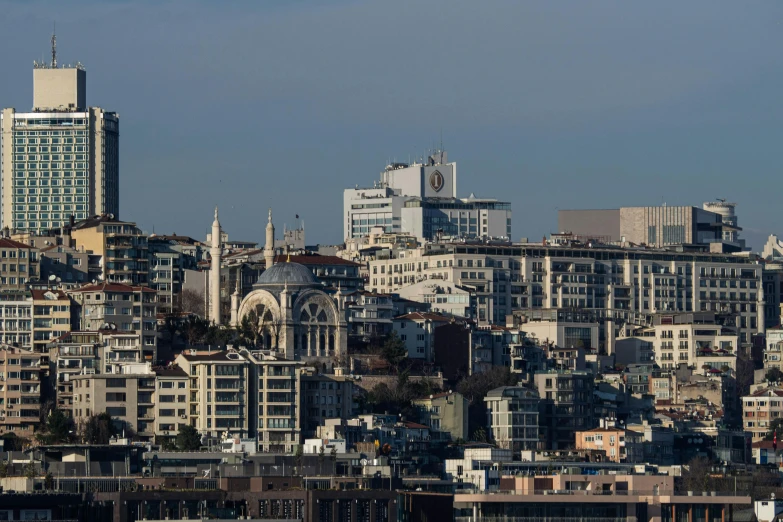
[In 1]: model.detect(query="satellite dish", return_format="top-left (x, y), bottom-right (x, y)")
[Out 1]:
top-left (360, 459), bottom-right (368, 466)
top-left (49, 275), bottom-right (57, 281)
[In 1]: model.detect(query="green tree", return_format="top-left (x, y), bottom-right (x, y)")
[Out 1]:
top-left (472, 427), bottom-right (488, 443)
top-left (175, 425), bottom-right (202, 451)
top-left (766, 367), bottom-right (783, 382)
top-left (38, 408), bottom-right (74, 445)
top-left (23, 462), bottom-right (37, 479)
top-left (44, 472), bottom-right (54, 490)
top-left (0, 459), bottom-right (8, 478)
top-left (381, 332), bottom-right (408, 372)
top-left (81, 412), bottom-right (119, 444)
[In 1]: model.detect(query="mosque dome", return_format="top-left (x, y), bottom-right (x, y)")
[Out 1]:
top-left (256, 262), bottom-right (319, 286)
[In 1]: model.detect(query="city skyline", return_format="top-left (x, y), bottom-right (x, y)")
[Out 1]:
top-left (0, 1), bottom-right (780, 249)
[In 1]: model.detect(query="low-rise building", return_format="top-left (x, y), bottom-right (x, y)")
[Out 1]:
top-left (393, 312), bottom-right (451, 361)
top-left (0, 345), bottom-right (44, 437)
top-left (575, 425), bottom-right (627, 463)
top-left (301, 369), bottom-right (354, 439)
top-left (742, 385), bottom-right (783, 441)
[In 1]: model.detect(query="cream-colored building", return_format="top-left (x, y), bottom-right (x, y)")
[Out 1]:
top-left (50, 331), bottom-right (101, 413)
top-left (743, 386), bottom-right (783, 441)
top-left (0, 345), bottom-right (44, 437)
top-left (2, 44), bottom-right (118, 234)
top-left (0, 238), bottom-right (39, 291)
top-left (68, 216), bottom-right (148, 285)
top-left (31, 289), bottom-right (71, 353)
top-left (575, 426), bottom-right (626, 462)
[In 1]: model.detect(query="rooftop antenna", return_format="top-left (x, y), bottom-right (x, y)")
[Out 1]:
top-left (51, 22), bottom-right (57, 68)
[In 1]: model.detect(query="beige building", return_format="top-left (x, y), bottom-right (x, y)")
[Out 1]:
top-left (2, 47), bottom-right (118, 234)
top-left (71, 362), bottom-right (156, 440)
top-left (175, 349), bottom-right (251, 439)
top-left (69, 215), bottom-right (148, 285)
top-left (302, 369), bottom-right (354, 439)
top-left (67, 283), bottom-right (158, 360)
top-left (743, 386), bottom-right (783, 441)
top-left (152, 365), bottom-right (189, 441)
top-left (31, 289), bottom-right (71, 353)
top-left (50, 331), bottom-right (101, 413)
top-left (0, 238), bottom-right (39, 290)
top-left (0, 346), bottom-right (44, 437)
top-left (575, 426), bottom-right (626, 463)
top-left (412, 391), bottom-right (469, 442)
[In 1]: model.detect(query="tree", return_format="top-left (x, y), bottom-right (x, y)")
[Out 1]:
top-left (44, 472), bottom-right (54, 490)
top-left (0, 459), bottom-right (8, 478)
top-left (381, 332), bottom-right (408, 372)
top-left (184, 317), bottom-right (211, 346)
top-left (766, 367), bottom-right (783, 383)
top-left (678, 457), bottom-right (711, 493)
top-left (81, 412), bottom-right (119, 445)
top-left (175, 425), bottom-right (202, 451)
top-left (180, 289), bottom-right (205, 318)
top-left (38, 408), bottom-right (75, 445)
top-left (23, 462), bottom-right (37, 479)
top-left (764, 418), bottom-right (783, 441)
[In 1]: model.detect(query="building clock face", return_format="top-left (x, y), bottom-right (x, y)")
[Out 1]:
top-left (430, 170), bottom-right (444, 192)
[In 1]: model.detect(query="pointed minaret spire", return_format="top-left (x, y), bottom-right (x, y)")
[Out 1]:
top-left (264, 208), bottom-right (275, 269)
top-left (210, 206), bottom-right (222, 326)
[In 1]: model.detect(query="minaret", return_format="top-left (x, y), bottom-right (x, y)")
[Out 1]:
top-left (230, 280), bottom-right (240, 327)
top-left (210, 207), bottom-right (222, 325)
top-left (264, 208), bottom-right (275, 268)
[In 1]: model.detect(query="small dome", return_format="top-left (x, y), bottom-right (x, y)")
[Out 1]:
top-left (257, 262), bottom-right (318, 286)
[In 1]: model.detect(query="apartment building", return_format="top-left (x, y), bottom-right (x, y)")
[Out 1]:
top-left (742, 386), bottom-right (783, 441)
top-left (148, 235), bottom-right (204, 315)
top-left (765, 326), bottom-right (783, 372)
top-left (0, 346), bottom-right (44, 436)
top-left (485, 386), bottom-right (541, 453)
top-left (344, 291), bottom-right (394, 338)
top-left (575, 426), bottom-right (626, 463)
top-left (393, 312), bottom-right (451, 360)
top-left (367, 241), bottom-right (764, 347)
top-left (68, 215), bottom-right (148, 285)
top-left (0, 238), bottom-right (39, 290)
top-left (618, 312), bottom-right (738, 371)
top-left (153, 365), bottom-right (189, 441)
top-left (412, 391), bottom-right (468, 442)
top-left (31, 289), bottom-right (71, 353)
top-left (301, 369), bottom-right (354, 439)
top-left (534, 370), bottom-right (596, 449)
top-left (71, 362), bottom-right (156, 440)
top-left (50, 331), bottom-right (101, 413)
top-left (175, 349), bottom-right (250, 439)
top-left (67, 283), bottom-right (158, 360)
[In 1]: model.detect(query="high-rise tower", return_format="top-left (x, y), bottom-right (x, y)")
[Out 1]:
top-left (1, 33), bottom-right (119, 233)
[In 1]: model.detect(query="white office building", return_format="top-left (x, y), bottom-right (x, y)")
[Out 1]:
top-left (1, 35), bottom-right (119, 233)
top-left (343, 150), bottom-right (511, 241)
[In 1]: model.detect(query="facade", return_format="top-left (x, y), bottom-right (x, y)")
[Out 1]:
top-left (345, 291), bottom-right (394, 338)
top-left (67, 283), bottom-right (158, 360)
top-left (1, 51), bottom-right (118, 234)
top-left (68, 215), bottom-right (149, 285)
top-left (575, 426), bottom-right (626, 463)
top-left (412, 391), bottom-right (469, 442)
top-left (394, 280), bottom-right (472, 318)
top-left (301, 369), bottom-right (354, 439)
top-left (152, 365), bottom-right (189, 441)
top-left (50, 331), bottom-right (101, 413)
top-left (0, 238), bottom-right (39, 290)
top-left (557, 204), bottom-right (740, 249)
top-left (148, 234), bottom-right (204, 315)
top-left (31, 289), bottom-right (71, 353)
top-left (485, 386), bottom-right (541, 452)
top-left (344, 151), bottom-right (511, 241)
top-left (765, 327), bottom-right (783, 371)
top-left (742, 386), bottom-right (783, 441)
top-left (534, 370), bottom-right (596, 449)
top-left (0, 345), bottom-right (44, 437)
top-left (368, 241), bottom-right (764, 347)
top-left (393, 312), bottom-right (451, 361)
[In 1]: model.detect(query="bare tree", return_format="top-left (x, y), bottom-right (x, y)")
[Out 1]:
top-left (180, 289), bottom-right (205, 318)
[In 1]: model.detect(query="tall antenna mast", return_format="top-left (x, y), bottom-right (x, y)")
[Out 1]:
top-left (51, 23), bottom-right (57, 68)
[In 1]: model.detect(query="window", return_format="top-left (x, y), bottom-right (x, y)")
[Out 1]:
top-left (106, 378), bottom-right (125, 388)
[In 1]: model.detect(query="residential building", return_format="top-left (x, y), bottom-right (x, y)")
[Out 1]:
top-left (394, 280), bottom-right (472, 318)
top-left (575, 425), bottom-right (627, 463)
top-left (0, 345), bottom-right (44, 437)
top-left (412, 391), bottom-right (469, 442)
top-left (393, 312), bottom-right (451, 361)
top-left (71, 362), bottom-right (157, 440)
top-left (433, 323), bottom-right (519, 380)
top-left (67, 283), bottom-right (158, 360)
top-left (534, 370), bottom-right (596, 449)
top-left (1, 44), bottom-right (119, 234)
top-left (50, 331), bottom-right (101, 412)
top-left (175, 349), bottom-right (251, 439)
top-left (148, 234), bottom-right (204, 315)
top-left (31, 289), bottom-right (71, 353)
top-left (344, 291), bottom-right (394, 339)
top-left (301, 369), bottom-right (354, 439)
top-left (68, 215), bottom-right (149, 285)
top-left (0, 237), bottom-right (39, 290)
top-left (37, 243), bottom-right (94, 286)
top-left (765, 326), bottom-right (783, 372)
top-left (742, 385), bottom-right (783, 441)
top-left (153, 365), bottom-right (189, 441)
top-left (485, 386), bottom-right (541, 453)
top-left (344, 150), bottom-right (511, 241)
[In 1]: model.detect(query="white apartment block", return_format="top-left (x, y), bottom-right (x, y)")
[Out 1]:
top-left (1, 54), bottom-right (118, 233)
top-left (743, 387), bottom-right (783, 441)
top-left (484, 386), bottom-right (541, 453)
top-left (367, 242), bottom-right (764, 345)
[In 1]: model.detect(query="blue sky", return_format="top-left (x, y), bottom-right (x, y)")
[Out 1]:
top-left (1, 1), bottom-right (781, 248)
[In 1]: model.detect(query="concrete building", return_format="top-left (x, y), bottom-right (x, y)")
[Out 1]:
top-left (50, 331), bottom-right (102, 413)
top-left (575, 425), bottom-right (627, 463)
top-left (412, 391), bottom-right (469, 442)
top-left (0, 238), bottom-right (39, 290)
top-left (394, 280), bottom-right (472, 318)
top-left (175, 349), bottom-right (251, 439)
top-left (534, 370), bottom-right (595, 449)
top-left (393, 312), bottom-right (451, 361)
top-left (152, 365), bottom-right (189, 441)
top-left (485, 386), bottom-right (541, 453)
top-left (67, 283), bottom-right (158, 360)
top-left (1, 39), bottom-right (118, 233)
top-left (71, 361), bottom-right (157, 438)
top-left (344, 291), bottom-right (394, 339)
top-left (148, 234), bottom-right (203, 315)
top-left (344, 151), bottom-right (511, 241)
top-left (31, 288), bottom-right (71, 353)
top-left (742, 385), bottom-right (783, 441)
top-left (558, 203), bottom-right (744, 250)
top-left (68, 215), bottom-right (148, 285)
top-left (301, 369), bottom-right (354, 439)
top-left (0, 345), bottom-right (44, 437)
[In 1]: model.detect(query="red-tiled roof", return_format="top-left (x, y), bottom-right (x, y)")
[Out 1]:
top-left (753, 440), bottom-right (775, 449)
top-left (30, 289), bottom-right (69, 301)
top-left (68, 283), bottom-right (157, 293)
top-left (395, 312), bottom-right (452, 322)
top-left (401, 421), bottom-right (429, 430)
top-left (0, 238), bottom-right (33, 249)
top-left (750, 388), bottom-right (783, 397)
top-left (273, 254), bottom-right (360, 267)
